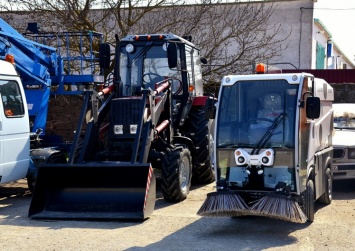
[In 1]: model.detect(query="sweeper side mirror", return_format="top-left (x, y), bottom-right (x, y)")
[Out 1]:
top-left (306, 96), bottom-right (320, 119)
top-left (205, 97), bottom-right (217, 119)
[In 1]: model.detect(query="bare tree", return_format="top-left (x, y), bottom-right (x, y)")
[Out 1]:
top-left (0, 0), bottom-right (290, 90)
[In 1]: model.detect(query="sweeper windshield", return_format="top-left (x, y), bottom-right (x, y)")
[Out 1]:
top-left (215, 79), bottom-right (299, 192)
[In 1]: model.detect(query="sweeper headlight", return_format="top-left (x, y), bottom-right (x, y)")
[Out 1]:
top-left (238, 156), bottom-right (245, 163)
top-left (258, 149), bottom-right (274, 166)
top-left (262, 156), bottom-right (269, 164)
top-left (234, 148), bottom-right (250, 166)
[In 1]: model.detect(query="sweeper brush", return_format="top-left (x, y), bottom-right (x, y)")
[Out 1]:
top-left (197, 192), bottom-right (308, 223)
top-left (250, 196), bottom-right (307, 223)
top-left (197, 192), bottom-right (249, 217)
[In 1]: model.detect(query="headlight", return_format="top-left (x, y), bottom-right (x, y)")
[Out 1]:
top-left (238, 156), bottom-right (245, 163)
top-left (114, 125), bottom-right (123, 134)
top-left (262, 156), bottom-right (269, 164)
top-left (126, 44), bottom-right (134, 53)
top-left (348, 149), bottom-right (355, 159)
top-left (130, 124), bottom-right (138, 134)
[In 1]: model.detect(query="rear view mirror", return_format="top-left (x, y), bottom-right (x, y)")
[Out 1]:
top-left (205, 97), bottom-right (217, 119)
top-left (306, 96), bottom-right (320, 119)
top-left (167, 42), bottom-right (178, 69)
top-left (99, 43), bottom-right (111, 69)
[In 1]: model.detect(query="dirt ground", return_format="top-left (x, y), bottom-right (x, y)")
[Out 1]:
top-left (0, 178), bottom-right (355, 251)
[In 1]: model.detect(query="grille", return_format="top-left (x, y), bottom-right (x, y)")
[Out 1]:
top-left (338, 165), bottom-right (355, 171)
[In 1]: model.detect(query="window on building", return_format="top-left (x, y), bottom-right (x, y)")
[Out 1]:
top-left (316, 42), bottom-right (325, 69)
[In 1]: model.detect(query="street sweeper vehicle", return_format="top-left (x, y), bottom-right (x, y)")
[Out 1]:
top-left (28, 33), bottom-right (215, 220)
top-left (198, 65), bottom-right (334, 223)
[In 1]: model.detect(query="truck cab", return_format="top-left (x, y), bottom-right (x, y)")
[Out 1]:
top-left (0, 60), bottom-right (30, 184)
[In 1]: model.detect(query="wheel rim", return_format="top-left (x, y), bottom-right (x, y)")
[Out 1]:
top-left (328, 172), bottom-right (333, 201)
top-left (179, 155), bottom-right (190, 193)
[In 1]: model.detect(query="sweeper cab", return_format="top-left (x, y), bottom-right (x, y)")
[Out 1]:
top-left (198, 68), bottom-right (334, 223)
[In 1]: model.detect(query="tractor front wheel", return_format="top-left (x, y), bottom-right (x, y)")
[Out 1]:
top-left (161, 145), bottom-right (192, 202)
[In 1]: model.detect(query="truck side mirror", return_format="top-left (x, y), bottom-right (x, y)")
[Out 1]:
top-left (167, 42), bottom-right (178, 69)
top-left (306, 96), bottom-right (320, 119)
top-left (205, 97), bottom-right (217, 119)
top-left (99, 43), bottom-right (111, 69)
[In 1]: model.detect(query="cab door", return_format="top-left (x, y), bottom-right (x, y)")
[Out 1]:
top-left (0, 78), bottom-right (30, 184)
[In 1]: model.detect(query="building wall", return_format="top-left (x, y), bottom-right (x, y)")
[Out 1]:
top-left (265, 0), bottom-right (314, 70)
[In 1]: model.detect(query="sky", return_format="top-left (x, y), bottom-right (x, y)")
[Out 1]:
top-left (314, 0), bottom-right (355, 63)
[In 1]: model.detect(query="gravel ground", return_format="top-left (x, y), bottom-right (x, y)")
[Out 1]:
top-left (0, 179), bottom-right (355, 251)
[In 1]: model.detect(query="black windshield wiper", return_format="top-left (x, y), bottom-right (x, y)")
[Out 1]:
top-left (251, 113), bottom-right (286, 155)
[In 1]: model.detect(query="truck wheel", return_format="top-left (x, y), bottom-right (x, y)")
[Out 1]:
top-left (318, 168), bottom-right (332, 205)
top-left (183, 106), bottom-right (215, 184)
top-left (161, 146), bottom-right (192, 202)
top-left (27, 157), bottom-right (38, 193)
top-left (304, 179), bottom-right (315, 222)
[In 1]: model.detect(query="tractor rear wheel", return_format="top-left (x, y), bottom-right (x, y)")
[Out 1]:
top-left (161, 145), bottom-right (192, 202)
top-left (304, 179), bottom-right (315, 222)
top-left (183, 106), bottom-right (215, 184)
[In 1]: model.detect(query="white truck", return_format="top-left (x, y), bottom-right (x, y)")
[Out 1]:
top-left (0, 60), bottom-right (30, 185)
top-left (199, 67), bottom-right (334, 223)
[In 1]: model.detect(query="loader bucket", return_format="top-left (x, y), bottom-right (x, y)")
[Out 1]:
top-left (28, 162), bottom-right (156, 220)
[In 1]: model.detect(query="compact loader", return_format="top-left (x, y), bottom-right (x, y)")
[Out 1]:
top-left (29, 34), bottom-right (215, 220)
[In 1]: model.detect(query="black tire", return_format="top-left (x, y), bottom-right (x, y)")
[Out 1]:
top-left (318, 168), bottom-right (333, 205)
top-left (27, 157), bottom-right (38, 193)
top-left (27, 153), bottom-right (67, 193)
top-left (161, 146), bottom-right (192, 202)
top-left (183, 106), bottom-right (215, 184)
top-left (304, 179), bottom-right (315, 222)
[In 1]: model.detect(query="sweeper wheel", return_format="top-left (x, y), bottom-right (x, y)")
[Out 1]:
top-left (304, 179), bottom-right (315, 222)
top-left (183, 106), bottom-right (215, 184)
top-left (318, 168), bottom-right (332, 205)
top-left (161, 145), bottom-right (192, 202)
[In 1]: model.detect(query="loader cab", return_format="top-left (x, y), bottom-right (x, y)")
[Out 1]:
top-left (118, 35), bottom-right (183, 97)
top-left (117, 34), bottom-right (206, 126)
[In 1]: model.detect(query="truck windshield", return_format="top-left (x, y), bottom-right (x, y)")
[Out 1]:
top-left (333, 103), bottom-right (355, 130)
top-left (119, 43), bottom-right (181, 96)
top-left (216, 79), bottom-right (298, 149)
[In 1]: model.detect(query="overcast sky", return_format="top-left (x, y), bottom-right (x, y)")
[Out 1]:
top-left (314, 0), bottom-right (355, 62)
